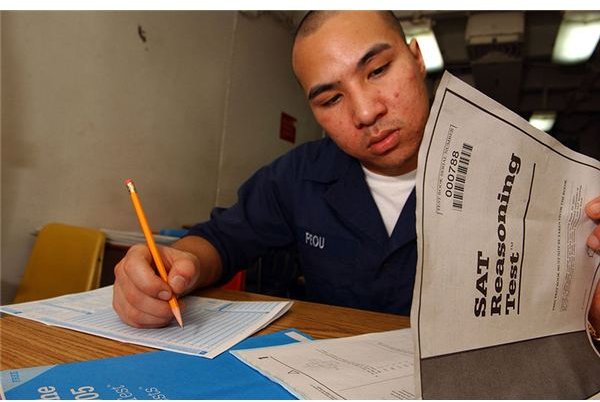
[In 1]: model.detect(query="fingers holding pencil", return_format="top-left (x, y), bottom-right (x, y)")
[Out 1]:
top-left (113, 244), bottom-right (185, 328)
top-left (123, 179), bottom-right (184, 328)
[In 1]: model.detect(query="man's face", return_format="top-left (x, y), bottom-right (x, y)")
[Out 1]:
top-left (292, 11), bottom-right (430, 176)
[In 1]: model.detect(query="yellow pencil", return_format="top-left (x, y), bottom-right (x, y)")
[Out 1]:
top-left (124, 179), bottom-right (184, 328)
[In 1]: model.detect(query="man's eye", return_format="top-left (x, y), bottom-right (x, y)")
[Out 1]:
top-left (368, 63), bottom-right (390, 79)
top-left (322, 94), bottom-right (342, 107)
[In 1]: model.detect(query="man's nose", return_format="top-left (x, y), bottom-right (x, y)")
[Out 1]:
top-left (350, 89), bottom-right (386, 128)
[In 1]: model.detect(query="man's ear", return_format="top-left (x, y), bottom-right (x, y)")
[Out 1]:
top-left (408, 38), bottom-right (427, 77)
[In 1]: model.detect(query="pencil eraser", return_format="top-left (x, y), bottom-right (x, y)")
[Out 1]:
top-left (124, 178), bottom-right (133, 186)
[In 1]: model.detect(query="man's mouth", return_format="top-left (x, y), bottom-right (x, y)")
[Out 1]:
top-left (368, 129), bottom-right (400, 155)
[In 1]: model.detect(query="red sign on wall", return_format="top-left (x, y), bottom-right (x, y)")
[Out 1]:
top-left (280, 112), bottom-right (297, 144)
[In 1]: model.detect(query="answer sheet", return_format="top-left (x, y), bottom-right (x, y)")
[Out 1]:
top-left (232, 328), bottom-right (414, 400)
top-left (412, 72), bottom-right (600, 398)
top-left (0, 286), bottom-right (292, 358)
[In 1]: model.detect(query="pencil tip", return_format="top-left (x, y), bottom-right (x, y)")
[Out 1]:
top-left (173, 307), bottom-right (184, 328)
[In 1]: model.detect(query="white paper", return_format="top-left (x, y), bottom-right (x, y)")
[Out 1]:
top-left (0, 286), bottom-right (292, 359)
top-left (232, 329), bottom-right (414, 400)
top-left (99, 228), bottom-right (179, 246)
top-left (412, 72), bottom-right (600, 399)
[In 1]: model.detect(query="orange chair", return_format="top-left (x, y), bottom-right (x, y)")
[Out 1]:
top-left (13, 223), bottom-right (106, 303)
top-left (221, 271), bottom-right (246, 291)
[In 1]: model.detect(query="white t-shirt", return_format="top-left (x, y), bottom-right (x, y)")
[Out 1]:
top-left (361, 166), bottom-right (416, 237)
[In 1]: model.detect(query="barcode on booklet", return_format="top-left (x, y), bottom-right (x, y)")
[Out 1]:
top-left (452, 142), bottom-right (473, 211)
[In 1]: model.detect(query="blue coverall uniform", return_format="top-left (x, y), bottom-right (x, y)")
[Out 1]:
top-left (187, 136), bottom-right (417, 315)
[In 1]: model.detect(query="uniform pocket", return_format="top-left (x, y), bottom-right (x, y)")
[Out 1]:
top-left (296, 228), bottom-right (359, 302)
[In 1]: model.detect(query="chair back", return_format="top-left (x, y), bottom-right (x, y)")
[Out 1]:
top-left (221, 271), bottom-right (246, 291)
top-left (13, 223), bottom-right (106, 303)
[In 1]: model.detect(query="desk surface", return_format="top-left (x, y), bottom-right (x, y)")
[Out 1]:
top-left (0, 288), bottom-right (409, 370)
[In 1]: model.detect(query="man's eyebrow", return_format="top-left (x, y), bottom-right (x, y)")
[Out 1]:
top-left (357, 43), bottom-right (392, 70)
top-left (306, 43), bottom-right (392, 101)
top-left (308, 82), bottom-right (338, 101)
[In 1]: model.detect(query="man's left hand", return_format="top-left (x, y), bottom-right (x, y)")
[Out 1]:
top-left (586, 195), bottom-right (600, 251)
top-left (585, 196), bottom-right (600, 337)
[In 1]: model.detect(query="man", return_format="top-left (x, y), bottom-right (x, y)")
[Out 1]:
top-left (112, 11), bottom-right (600, 335)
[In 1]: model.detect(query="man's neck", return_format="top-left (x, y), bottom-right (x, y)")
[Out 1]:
top-left (362, 157), bottom-right (418, 177)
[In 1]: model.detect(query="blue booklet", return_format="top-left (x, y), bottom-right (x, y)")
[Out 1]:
top-left (1, 329), bottom-right (310, 400)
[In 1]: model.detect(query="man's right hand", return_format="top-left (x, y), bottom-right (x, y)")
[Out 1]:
top-left (112, 244), bottom-right (198, 328)
top-left (112, 236), bottom-right (222, 328)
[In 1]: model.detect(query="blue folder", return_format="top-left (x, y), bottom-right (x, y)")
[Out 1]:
top-left (1, 329), bottom-right (309, 400)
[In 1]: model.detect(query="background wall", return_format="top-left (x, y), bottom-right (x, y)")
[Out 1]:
top-left (0, 11), bottom-right (322, 304)
top-left (217, 12), bottom-right (320, 205)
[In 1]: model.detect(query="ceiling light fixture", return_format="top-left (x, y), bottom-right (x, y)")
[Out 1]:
top-left (401, 19), bottom-right (444, 73)
top-left (529, 111), bottom-right (556, 132)
top-left (552, 11), bottom-right (600, 64)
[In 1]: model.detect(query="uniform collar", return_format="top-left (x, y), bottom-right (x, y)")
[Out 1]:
top-left (303, 137), bottom-right (354, 183)
top-left (388, 188), bottom-right (417, 251)
top-left (303, 138), bottom-right (387, 243)
top-left (303, 137), bottom-right (416, 248)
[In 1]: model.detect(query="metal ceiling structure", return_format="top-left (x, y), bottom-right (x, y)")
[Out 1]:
top-left (416, 10), bottom-right (600, 160)
top-left (274, 10), bottom-right (600, 160)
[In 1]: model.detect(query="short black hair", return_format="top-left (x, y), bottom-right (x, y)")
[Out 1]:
top-left (294, 11), bottom-right (405, 43)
